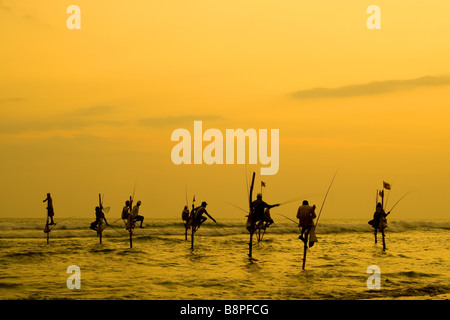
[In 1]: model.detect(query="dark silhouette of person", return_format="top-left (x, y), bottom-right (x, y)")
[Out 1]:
top-left (370, 202), bottom-right (390, 248)
top-left (192, 201), bottom-right (216, 229)
top-left (297, 200), bottom-right (316, 243)
top-left (131, 200), bottom-right (144, 228)
top-left (249, 193), bottom-right (279, 231)
top-left (43, 193), bottom-right (55, 225)
top-left (90, 206), bottom-right (109, 231)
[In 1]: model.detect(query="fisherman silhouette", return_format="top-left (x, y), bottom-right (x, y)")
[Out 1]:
top-left (121, 200), bottom-right (130, 220)
top-left (131, 200), bottom-right (145, 228)
top-left (297, 200), bottom-right (316, 243)
top-left (182, 205), bottom-right (190, 228)
top-left (182, 205), bottom-right (190, 224)
top-left (90, 206), bottom-right (109, 231)
top-left (249, 193), bottom-right (279, 231)
top-left (192, 201), bottom-right (216, 230)
top-left (43, 193), bottom-right (55, 225)
top-left (370, 202), bottom-right (390, 248)
top-left (182, 205), bottom-right (190, 239)
top-left (121, 200), bottom-right (133, 230)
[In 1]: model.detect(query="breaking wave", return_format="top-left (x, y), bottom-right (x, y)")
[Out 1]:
top-left (0, 218), bottom-right (448, 239)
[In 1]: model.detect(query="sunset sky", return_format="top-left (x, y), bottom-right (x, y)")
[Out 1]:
top-left (1, 1), bottom-right (449, 221)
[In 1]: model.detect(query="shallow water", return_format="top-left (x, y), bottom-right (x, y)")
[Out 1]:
top-left (0, 218), bottom-right (449, 300)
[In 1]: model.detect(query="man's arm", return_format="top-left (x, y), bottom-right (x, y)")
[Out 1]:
top-left (268, 203), bottom-right (280, 209)
top-left (205, 211), bottom-right (217, 223)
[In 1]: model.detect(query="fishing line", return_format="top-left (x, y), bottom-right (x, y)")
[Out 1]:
top-left (137, 227), bottom-right (148, 236)
top-left (224, 201), bottom-right (248, 214)
top-left (273, 212), bottom-right (298, 225)
top-left (110, 218), bottom-right (124, 226)
top-left (215, 221), bottom-right (232, 235)
top-left (53, 216), bottom-right (77, 224)
top-left (106, 223), bottom-right (124, 235)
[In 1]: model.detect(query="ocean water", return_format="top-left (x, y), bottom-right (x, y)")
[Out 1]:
top-left (0, 218), bottom-right (449, 300)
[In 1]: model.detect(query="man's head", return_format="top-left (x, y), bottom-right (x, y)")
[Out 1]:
top-left (257, 193), bottom-right (262, 199)
top-left (302, 200), bottom-right (309, 205)
top-left (201, 201), bottom-right (207, 207)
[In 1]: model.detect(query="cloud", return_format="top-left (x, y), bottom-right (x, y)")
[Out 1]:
top-left (0, 119), bottom-right (94, 134)
top-left (0, 111), bottom-right (126, 134)
top-left (0, 97), bottom-right (24, 103)
top-left (0, 1), bottom-right (10, 11)
top-left (290, 75), bottom-right (450, 99)
top-left (69, 105), bottom-right (116, 117)
top-left (139, 115), bottom-right (224, 128)
top-left (0, 1), bottom-right (51, 28)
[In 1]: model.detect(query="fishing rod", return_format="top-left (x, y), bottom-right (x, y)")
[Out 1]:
top-left (245, 166), bottom-right (250, 200)
top-left (100, 194), bottom-right (111, 213)
top-left (279, 194), bottom-right (319, 206)
top-left (185, 182), bottom-right (189, 208)
top-left (384, 190), bottom-right (391, 211)
top-left (315, 171), bottom-right (338, 228)
top-left (225, 192), bottom-right (314, 215)
top-left (387, 192), bottom-right (410, 214)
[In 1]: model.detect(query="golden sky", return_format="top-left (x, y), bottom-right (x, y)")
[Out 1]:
top-left (1, 1), bottom-right (449, 220)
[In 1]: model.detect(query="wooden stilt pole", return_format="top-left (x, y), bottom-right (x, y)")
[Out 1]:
top-left (98, 193), bottom-right (103, 244)
top-left (247, 172), bottom-right (256, 259)
top-left (248, 231), bottom-right (254, 258)
top-left (302, 171), bottom-right (338, 270)
top-left (191, 227), bottom-right (195, 250)
top-left (45, 216), bottom-right (50, 244)
top-left (129, 229), bottom-right (133, 248)
top-left (302, 243), bottom-right (307, 270)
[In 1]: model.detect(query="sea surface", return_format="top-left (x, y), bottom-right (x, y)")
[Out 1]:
top-left (0, 218), bottom-right (449, 300)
